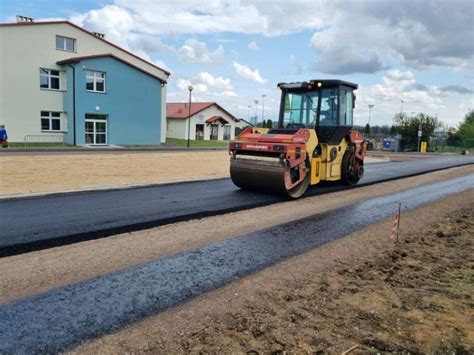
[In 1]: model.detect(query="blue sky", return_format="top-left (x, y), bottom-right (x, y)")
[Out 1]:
top-left (1, 0), bottom-right (473, 127)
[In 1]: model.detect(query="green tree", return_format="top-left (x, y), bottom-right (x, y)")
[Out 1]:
top-left (459, 110), bottom-right (474, 139)
top-left (364, 123), bottom-right (371, 136)
top-left (393, 112), bottom-right (441, 151)
top-left (267, 119), bottom-right (273, 129)
top-left (390, 125), bottom-right (399, 135)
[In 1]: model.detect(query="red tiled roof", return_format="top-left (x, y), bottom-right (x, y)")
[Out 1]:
top-left (166, 102), bottom-right (215, 118)
top-left (166, 102), bottom-right (237, 121)
top-left (57, 53), bottom-right (164, 82)
top-left (206, 115), bottom-right (229, 124)
top-left (0, 20), bottom-right (171, 77)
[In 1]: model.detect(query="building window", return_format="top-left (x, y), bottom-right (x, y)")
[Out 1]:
top-left (41, 111), bottom-right (61, 131)
top-left (86, 71), bottom-right (106, 93)
top-left (56, 35), bottom-right (76, 52)
top-left (40, 68), bottom-right (60, 90)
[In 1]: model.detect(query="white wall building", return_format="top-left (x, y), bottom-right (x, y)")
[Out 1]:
top-left (0, 17), bottom-right (170, 144)
top-left (167, 102), bottom-right (244, 141)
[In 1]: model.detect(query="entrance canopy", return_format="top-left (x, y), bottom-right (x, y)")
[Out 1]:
top-left (206, 115), bottom-right (228, 125)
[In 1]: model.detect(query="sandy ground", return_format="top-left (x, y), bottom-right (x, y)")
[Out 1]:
top-left (0, 166), bottom-right (472, 305)
top-left (0, 151), bottom-right (387, 197)
top-left (71, 192), bottom-right (473, 353)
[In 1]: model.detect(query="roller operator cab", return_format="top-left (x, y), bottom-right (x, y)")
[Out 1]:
top-left (229, 80), bottom-right (367, 198)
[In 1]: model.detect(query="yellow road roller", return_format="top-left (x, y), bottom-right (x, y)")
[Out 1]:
top-left (229, 80), bottom-right (367, 198)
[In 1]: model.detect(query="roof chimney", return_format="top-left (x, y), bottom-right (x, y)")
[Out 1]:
top-left (93, 32), bottom-right (106, 38)
top-left (16, 15), bottom-right (34, 23)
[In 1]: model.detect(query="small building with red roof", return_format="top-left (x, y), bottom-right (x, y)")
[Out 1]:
top-left (167, 102), bottom-right (247, 141)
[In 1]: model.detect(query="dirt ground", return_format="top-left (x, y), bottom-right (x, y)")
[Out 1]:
top-left (0, 151), bottom-right (387, 197)
top-left (73, 195), bottom-right (473, 354)
top-left (176, 206), bottom-right (474, 354)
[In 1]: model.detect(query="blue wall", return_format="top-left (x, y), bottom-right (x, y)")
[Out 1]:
top-left (63, 56), bottom-right (162, 145)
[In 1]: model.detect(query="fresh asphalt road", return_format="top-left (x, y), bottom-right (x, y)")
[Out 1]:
top-left (1, 174), bottom-right (473, 353)
top-left (0, 155), bottom-right (472, 254)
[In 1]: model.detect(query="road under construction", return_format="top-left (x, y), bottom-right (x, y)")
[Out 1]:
top-left (0, 154), bottom-right (473, 353)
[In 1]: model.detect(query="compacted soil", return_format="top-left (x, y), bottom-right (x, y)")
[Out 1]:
top-left (0, 151), bottom-right (386, 197)
top-left (174, 206), bottom-right (474, 354)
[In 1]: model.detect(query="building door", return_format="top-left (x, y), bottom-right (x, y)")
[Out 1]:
top-left (85, 114), bottom-right (107, 145)
top-left (210, 124), bottom-right (219, 140)
top-left (223, 125), bottom-right (231, 140)
top-left (195, 124), bottom-right (204, 140)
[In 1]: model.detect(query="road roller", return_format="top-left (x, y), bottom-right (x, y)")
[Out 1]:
top-left (229, 79), bottom-right (367, 198)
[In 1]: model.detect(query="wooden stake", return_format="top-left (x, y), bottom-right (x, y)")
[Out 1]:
top-left (397, 202), bottom-right (401, 243)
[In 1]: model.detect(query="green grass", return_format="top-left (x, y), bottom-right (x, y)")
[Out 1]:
top-left (164, 138), bottom-right (228, 148)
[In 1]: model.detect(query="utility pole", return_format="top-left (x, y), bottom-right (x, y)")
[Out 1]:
top-left (261, 94), bottom-right (266, 123)
top-left (247, 105), bottom-right (251, 121)
top-left (400, 100), bottom-right (404, 115)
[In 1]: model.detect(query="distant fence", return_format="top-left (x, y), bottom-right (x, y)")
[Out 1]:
top-left (24, 134), bottom-right (65, 147)
top-left (430, 138), bottom-right (474, 152)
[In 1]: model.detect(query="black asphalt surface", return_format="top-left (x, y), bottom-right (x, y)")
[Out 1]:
top-left (0, 155), bottom-right (473, 256)
top-left (0, 174), bottom-right (473, 353)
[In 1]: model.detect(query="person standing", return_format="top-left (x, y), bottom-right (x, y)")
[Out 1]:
top-left (0, 125), bottom-right (8, 148)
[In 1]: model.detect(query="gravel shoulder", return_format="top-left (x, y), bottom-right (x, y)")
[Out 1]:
top-left (72, 192), bottom-right (473, 354)
top-left (0, 151), bottom-right (386, 197)
top-left (1, 166), bottom-right (472, 305)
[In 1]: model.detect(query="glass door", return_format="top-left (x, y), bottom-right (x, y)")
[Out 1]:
top-left (85, 115), bottom-right (107, 145)
top-left (223, 125), bottom-right (231, 140)
top-left (210, 124), bottom-right (218, 140)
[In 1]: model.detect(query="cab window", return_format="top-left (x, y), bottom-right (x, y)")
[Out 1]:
top-left (339, 90), bottom-right (353, 126)
top-left (319, 88), bottom-right (338, 126)
top-left (283, 91), bottom-right (319, 128)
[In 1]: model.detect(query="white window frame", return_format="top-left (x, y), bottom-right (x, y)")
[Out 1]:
top-left (41, 111), bottom-right (61, 132)
top-left (86, 70), bottom-right (106, 93)
top-left (85, 116), bottom-right (108, 145)
top-left (56, 35), bottom-right (76, 52)
top-left (39, 68), bottom-right (61, 90)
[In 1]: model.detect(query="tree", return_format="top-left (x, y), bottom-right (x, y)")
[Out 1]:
top-left (267, 119), bottom-right (273, 129)
top-left (364, 123), bottom-right (371, 136)
top-left (390, 125), bottom-right (399, 135)
top-left (459, 109), bottom-right (474, 139)
top-left (393, 112), bottom-right (441, 150)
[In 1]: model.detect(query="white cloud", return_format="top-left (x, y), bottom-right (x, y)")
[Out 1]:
top-left (248, 41), bottom-right (259, 50)
top-left (70, 5), bottom-right (134, 49)
top-left (352, 69), bottom-right (455, 126)
top-left (68, 1), bottom-right (473, 74)
top-left (196, 72), bottom-right (232, 91)
top-left (175, 72), bottom-right (237, 97)
top-left (232, 61), bottom-right (267, 83)
top-left (177, 39), bottom-right (224, 65)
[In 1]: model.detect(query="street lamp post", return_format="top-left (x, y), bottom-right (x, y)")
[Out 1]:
top-left (187, 85), bottom-right (193, 148)
top-left (254, 100), bottom-right (259, 123)
top-left (368, 104), bottom-right (374, 125)
top-left (400, 100), bottom-right (404, 115)
top-left (368, 104), bottom-right (374, 136)
top-left (261, 94), bottom-right (266, 123)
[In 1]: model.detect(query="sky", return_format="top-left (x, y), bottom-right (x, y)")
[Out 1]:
top-left (1, 0), bottom-right (473, 127)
